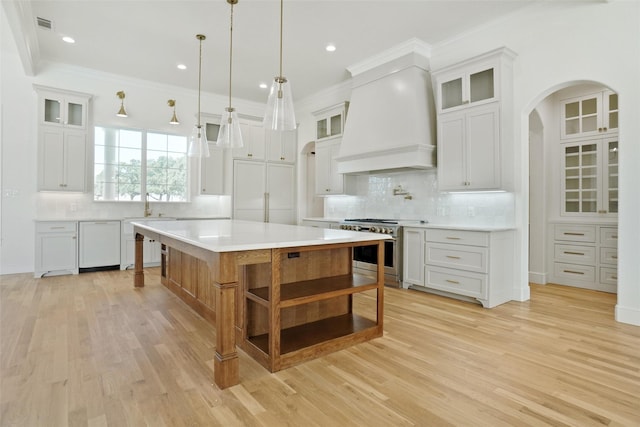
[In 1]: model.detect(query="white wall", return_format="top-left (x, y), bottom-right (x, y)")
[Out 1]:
top-left (0, 7), bottom-right (264, 274)
top-left (426, 0), bottom-right (640, 325)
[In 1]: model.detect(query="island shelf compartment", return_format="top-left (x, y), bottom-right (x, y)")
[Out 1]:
top-left (237, 242), bottom-right (385, 372)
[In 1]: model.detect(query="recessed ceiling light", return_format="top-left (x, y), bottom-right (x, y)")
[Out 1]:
top-left (259, 83), bottom-right (268, 89)
top-left (62, 36), bottom-right (75, 44)
top-left (325, 44), bottom-right (336, 52)
top-left (177, 64), bottom-right (187, 70)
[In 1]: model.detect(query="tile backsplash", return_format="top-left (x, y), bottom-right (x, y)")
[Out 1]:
top-left (324, 169), bottom-right (514, 226)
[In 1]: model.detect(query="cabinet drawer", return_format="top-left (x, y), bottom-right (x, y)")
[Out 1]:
top-left (425, 229), bottom-right (488, 247)
top-left (599, 247), bottom-right (618, 265)
top-left (425, 242), bottom-right (488, 273)
top-left (600, 227), bottom-right (618, 248)
top-left (425, 266), bottom-right (486, 299)
top-left (554, 224), bottom-right (596, 243)
top-left (554, 244), bottom-right (596, 265)
top-left (36, 221), bottom-right (76, 233)
top-left (554, 262), bottom-right (596, 282)
top-left (600, 267), bottom-right (618, 285)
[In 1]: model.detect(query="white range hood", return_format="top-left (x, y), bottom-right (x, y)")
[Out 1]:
top-left (337, 41), bottom-right (437, 174)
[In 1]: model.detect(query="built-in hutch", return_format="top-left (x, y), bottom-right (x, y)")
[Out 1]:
top-left (432, 47), bottom-right (516, 191)
top-left (34, 85), bottom-right (92, 192)
top-left (548, 86), bottom-right (618, 293)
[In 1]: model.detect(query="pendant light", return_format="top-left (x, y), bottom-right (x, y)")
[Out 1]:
top-left (168, 99), bottom-right (179, 124)
top-left (263, 0), bottom-right (296, 131)
top-left (188, 34), bottom-right (210, 157)
top-left (217, 0), bottom-right (244, 148)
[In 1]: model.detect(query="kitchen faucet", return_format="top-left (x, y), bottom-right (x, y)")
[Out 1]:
top-left (144, 192), bottom-right (152, 217)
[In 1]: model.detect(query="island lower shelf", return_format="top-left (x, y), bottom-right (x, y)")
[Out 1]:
top-left (238, 244), bottom-right (385, 372)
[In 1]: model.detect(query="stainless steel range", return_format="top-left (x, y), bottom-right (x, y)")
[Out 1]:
top-left (339, 219), bottom-right (403, 287)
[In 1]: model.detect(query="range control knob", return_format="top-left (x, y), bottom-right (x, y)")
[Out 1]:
top-left (370, 226), bottom-right (378, 233)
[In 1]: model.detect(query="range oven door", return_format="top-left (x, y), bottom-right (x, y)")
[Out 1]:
top-left (353, 240), bottom-right (395, 268)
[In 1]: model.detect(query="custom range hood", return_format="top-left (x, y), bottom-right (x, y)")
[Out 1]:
top-left (337, 39), bottom-right (436, 174)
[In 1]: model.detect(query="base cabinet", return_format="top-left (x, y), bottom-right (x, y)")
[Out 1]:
top-left (403, 227), bottom-right (515, 308)
top-left (549, 223), bottom-right (617, 292)
top-left (35, 221), bottom-right (78, 278)
top-left (121, 220), bottom-right (163, 269)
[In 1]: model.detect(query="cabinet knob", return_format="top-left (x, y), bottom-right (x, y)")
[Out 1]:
top-left (326, 189), bottom-right (330, 192)
top-left (248, 153), bottom-right (253, 157)
top-left (598, 128), bottom-right (603, 132)
top-left (603, 127), bottom-right (608, 132)
top-left (280, 157), bottom-right (285, 161)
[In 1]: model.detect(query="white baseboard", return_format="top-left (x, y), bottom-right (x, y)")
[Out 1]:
top-left (528, 271), bottom-right (547, 285)
top-left (615, 304), bottom-right (640, 326)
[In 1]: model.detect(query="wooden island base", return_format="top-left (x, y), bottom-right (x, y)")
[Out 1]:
top-left (133, 229), bottom-right (384, 389)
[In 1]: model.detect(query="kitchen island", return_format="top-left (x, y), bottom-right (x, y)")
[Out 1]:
top-left (131, 219), bottom-right (390, 389)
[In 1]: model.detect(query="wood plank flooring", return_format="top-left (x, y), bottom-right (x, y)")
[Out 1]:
top-left (1, 269), bottom-right (639, 426)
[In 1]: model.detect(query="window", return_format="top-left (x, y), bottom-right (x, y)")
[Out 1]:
top-left (94, 126), bottom-right (188, 201)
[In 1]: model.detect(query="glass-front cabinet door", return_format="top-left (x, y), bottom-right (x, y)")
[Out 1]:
top-left (560, 90), bottom-right (618, 139)
top-left (438, 66), bottom-right (496, 112)
top-left (562, 137), bottom-right (618, 217)
top-left (40, 92), bottom-right (87, 129)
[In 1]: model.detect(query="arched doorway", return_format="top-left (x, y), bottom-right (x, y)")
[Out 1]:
top-left (527, 81), bottom-right (619, 295)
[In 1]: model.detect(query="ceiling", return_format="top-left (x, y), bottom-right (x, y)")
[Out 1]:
top-left (15, 0), bottom-right (543, 103)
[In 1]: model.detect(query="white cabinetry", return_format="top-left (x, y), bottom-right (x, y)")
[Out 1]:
top-left (79, 221), bottom-right (121, 269)
top-left (234, 121), bottom-right (266, 160)
top-left (34, 86), bottom-right (91, 192)
top-left (550, 223), bottom-right (617, 293)
top-left (233, 160), bottom-right (296, 224)
top-left (198, 116), bottom-right (227, 195)
top-left (560, 90), bottom-right (618, 139)
top-left (437, 103), bottom-right (500, 190)
top-left (561, 136), bottom-right (618, 216)
top-left (266, 130), bottom-right (297, 163)
top-left (312, 102), bottom-right (348, 141)
top-left (35, 221), bottom-right (78, 278)
top-left (432, 48), bottom-right (515, 192)
top-left (300, 219), bottom-right (341, 229)
top-left (315, 138), bottom-right (356, 195)
top-left (403, 227), bottom-right (514, 308)
top-left (121, 219), bottom-right (163, 269)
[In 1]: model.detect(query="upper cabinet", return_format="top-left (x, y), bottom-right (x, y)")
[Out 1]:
top-left (199, 114), bottom-right (226, 195)
top-left (34, 85), bottom-right (92, 192)
top-left (265, 129), bottom-right (297, 163)
top-left (315, 138), bottom-right (355, 196)
top-left (233, 121), bottom-right (266, 160)
top-left (560, 90), bottom-right (618, 139)
top-left (35, 85), bottom-right (89, 130)
top-left (432, 47), bottom-right (516, 191)
top-left (436, 64), bottom-right (497, 113)
top-left (312, 102), bottom-right (349, 141)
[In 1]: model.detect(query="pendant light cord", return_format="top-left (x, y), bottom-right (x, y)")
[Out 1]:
top-left (197, 35), bottom-right (204, 128)
top-left (279, 0), bottom-right (283, 80)
top-left (228, 2), bottom-right (234, 110)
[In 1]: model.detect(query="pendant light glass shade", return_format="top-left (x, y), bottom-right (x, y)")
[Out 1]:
top-left (217, 107), bottom-right (244, 148)
top-left (217, 0), bottom-right (243, 148)
top-left (263, 0), bottom-right (296, 131)
top-left (188, 125), bottom-right (209, 157)
top-left (263, 77), bottom-right (296, 130)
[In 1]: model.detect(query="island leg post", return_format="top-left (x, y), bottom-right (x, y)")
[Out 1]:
top-left (211, 253), bottom-right (239, 389)
top-left (134, 232), bottom-right (145, 287)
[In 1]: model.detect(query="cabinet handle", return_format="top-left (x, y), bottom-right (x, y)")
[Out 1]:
top-left (446, 255), bottom-right (461, 259)
top-left (612, 275), bottom-right (618, 280)
top-left (248, 153), bottom-right (253, 157)
top-left (50, 226), bottom-right (65, 230)
top-left (462, 100), bottom-right (469, 104)
top-left (564, 232), bottom-right (585, 236)
top-left (598, 210), bottom-right (607, 214)
top-left (326, 189), bottom-right (330, 192)
top-left (202, 188), bottom-right (206, 192)
top-left (446, 237), bottom-right (461, 240)
top-left (612, 235), bottom-right (618, 239)
top-left (445, 279), bottom-right (460, 284)
top-left (563, 270), bottom-right (585, 275)
top-left (564, 251), bottom-right (585, 256)
top-left (280, 157), bottom-right (285, 161)
top-left (72, 236), bottom-right (76, 239)
top-left (612, 255), bottom-right (618, 260)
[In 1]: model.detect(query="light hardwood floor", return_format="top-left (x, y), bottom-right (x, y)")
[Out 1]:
top-left (1, 269), bottom-right (639, 426)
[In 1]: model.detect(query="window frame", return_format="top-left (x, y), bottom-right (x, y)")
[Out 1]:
top-left (93, 125), bottom-right (191, 203)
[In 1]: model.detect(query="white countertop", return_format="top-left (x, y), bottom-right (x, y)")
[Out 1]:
top-left (132, 219), bottom-right (391, 253)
